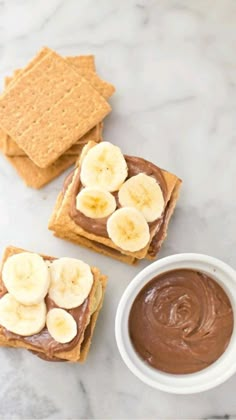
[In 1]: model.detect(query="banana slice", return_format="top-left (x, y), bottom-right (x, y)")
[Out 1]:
top-left (90, 281), bottom-right (103, 314)
top-left (2, 252), bottom-right (50, 305)
top-left (49, 258), bottom-right (93, 309)
top-left (0, 293), bottom-right (46, 336)
top-left (46, 308), bottom-right (77, 344)
top-left (118, 173), bottom-right (165, 222)
top-left (76, 187), bottom-right (116, 219)
top-left (107, 207), bottom-right (150, 252)
top-left (80, 142), bottom-right (128, 192)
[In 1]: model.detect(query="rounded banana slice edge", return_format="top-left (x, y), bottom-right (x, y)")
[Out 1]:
top-left (107, 207), bottom-right (150, 252)
top-left (2, 252), bottom-right (50, 305)
top-left (0, 293), bottom-right (46, 336)
top-left (80, 142), bottom-right (128, 192)
top-left (76, 187), bottom-right (116, 219)
top-left (46, 308), bottom-right (77, 344)
top-left (49, 258), bottom-right (94, 309)
top-left (118, 173), bottom-right (165, 222)
top-left (90, 281), bottom-right (103, 314)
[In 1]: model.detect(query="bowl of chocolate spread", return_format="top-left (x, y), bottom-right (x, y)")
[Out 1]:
top-left (115, 254), bottom-right (236, 393)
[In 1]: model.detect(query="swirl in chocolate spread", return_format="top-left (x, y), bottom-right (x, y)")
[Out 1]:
top-left (129, 269), bottom-right (233, 374)
top-left (0, 257), bottom-right (92, 358)
top-left (69, 155), bottom-right (168, 238)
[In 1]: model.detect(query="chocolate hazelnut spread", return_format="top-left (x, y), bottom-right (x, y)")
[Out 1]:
top-left (30, 308), bottom-right (94, 362)
top-left (129, 269), bottom-right (233, 374)
top-left (68, 155), bottom-right (168, 238)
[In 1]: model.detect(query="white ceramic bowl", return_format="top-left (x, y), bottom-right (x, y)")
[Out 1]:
top-left (115, 253), bottom-right (236, 394)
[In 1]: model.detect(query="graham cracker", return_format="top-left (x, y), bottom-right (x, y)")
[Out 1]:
top-left (48, 192), bottom-right (65, 229)
top-left (66, 55), bottom-right (95, 72)
top-left (49, 141), bottom-right (181, 263)
top-left (5, 47), bottom-right (52, 90)
top-left (0, 126), bottom-right (102, 189)
top-left (79, 273), bottom-right (107, 362)
top-left (53, 229), bottom-right (137, 265)
top-left (4, 52), bottom-right (94, 91)
top-left (1, 50), bottom-right (108, 158)
top-left (6, 52), bottom-right (113, 99)
top-left (3, 122), bottom-right (102, 157)
top-left (0, 128), bottom-right (6, 150)
top-left (0, 49), bottom-right (111, 168)
top-left (147, 178), bottom-right (182, 259)
top-left (0, 123), bottom-right (76, 189)
top-left (4, 154), bottom-right (77, 189)
top-left (82, 70), bottom-right (115, 99)
top-left (0, 246), bottom-right (107, 362)
top-left (67, 57), bottom-right (115, 99)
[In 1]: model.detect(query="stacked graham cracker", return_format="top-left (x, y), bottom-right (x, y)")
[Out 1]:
top-left (0, 246), bottom-right (107, 362)
top-left (0, 47), bottom-right (115, 188)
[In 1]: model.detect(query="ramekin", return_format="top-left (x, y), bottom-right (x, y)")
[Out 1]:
top-left (115, 253), bottom-right (236, 394)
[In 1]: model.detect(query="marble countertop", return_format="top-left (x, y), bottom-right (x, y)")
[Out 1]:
top-left (0, 0), bottom-right (236, 419)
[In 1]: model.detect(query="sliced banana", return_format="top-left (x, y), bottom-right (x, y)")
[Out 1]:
top-left (2, 252), bottom-right (50, 305)
top-left (80, 142), bottom-right (128, 192)
top-left (107, 207), bottom-right (150, 252)
top-left (0, 293), bottom-right (46, 336)
top-left (118, 173), bottom-right (165, 222)
top-left (76, 187), bottom-right (116, 219)
top-left (90, 281), bottom-right (103, 314)
top-left (49, 258), bottom-right (93, 309)
top-left (46, 308), bottom-right (77, 344)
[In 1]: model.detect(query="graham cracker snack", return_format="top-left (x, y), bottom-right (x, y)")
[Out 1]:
top-left (49, 141), bottom-right (182, 264)
top-left (0, 48), bottom-right (111, 168)
top-left (0, 246), bottom-right (107, 362)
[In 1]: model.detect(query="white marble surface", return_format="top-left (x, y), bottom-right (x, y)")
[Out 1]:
top-left (0, 0), bottom-right (236, 418)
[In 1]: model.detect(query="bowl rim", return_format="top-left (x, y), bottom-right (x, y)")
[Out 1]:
top-left (115, 253), bottom-right (236, 394)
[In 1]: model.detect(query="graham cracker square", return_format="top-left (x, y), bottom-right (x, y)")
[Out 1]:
top-left (49, 141), bottom-right (182, 264)
top-left (0, 49), bottom-right (111, 168)
top-left (0, 246), bottom-right (107, 362)
top-left (2, 53), bottom-right (103, 158)
top-left (1, 49), bottom-right (111, 158)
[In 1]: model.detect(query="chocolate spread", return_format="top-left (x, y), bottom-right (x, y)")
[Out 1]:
top-left (69, 155), bottom-right (168, 238)
top-left (129, 269), bottom-right (233, 374)
top-left (31, 310), bottom-right (94, 362)
top-left (62, 170), bottom-right (75, 195)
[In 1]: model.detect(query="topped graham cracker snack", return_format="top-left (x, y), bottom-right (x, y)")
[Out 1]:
top-left (0, 246), bottom-right (107, 362)
top-left (49, 141), bottom-right (182, 264)
top-left (0, 47), bottom-right (114, 188)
